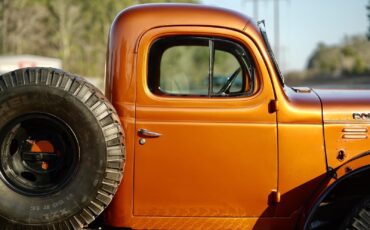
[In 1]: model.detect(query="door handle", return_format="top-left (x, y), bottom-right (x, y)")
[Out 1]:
top-left (138, 129), bottom-right (161, 138)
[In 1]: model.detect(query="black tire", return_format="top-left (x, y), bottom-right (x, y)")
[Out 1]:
top-left (340, 197), bottom-right (370, 230)
top-left (0, 68), bottom-right (125, 229)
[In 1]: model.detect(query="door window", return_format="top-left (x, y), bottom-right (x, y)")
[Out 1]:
top-left (148, 36), bottom-right (256, 97)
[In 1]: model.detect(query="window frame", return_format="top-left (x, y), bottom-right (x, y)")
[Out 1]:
top-left (148, 36), bottom-right (256, 98)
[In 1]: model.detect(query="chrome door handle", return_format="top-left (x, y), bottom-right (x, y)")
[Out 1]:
top-left (138, 129), bottom-right (161, 138)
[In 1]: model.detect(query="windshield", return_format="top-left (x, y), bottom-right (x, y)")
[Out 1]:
top-left (257, 20), bottom-right (284, 85)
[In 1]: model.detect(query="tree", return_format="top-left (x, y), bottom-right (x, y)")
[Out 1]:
top-left (0, 0), bottom-right (199, 78)
top-left (46, 0), bottom-right (83, 71)
top-left (0, 0), bottom-right (49, 55)
top-left (368, 0), bottom-right (370, 40)
top-left (307, 35), bottom-right (370, 76)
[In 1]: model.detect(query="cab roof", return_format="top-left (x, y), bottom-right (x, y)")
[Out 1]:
top-left (111, 3), bottom-right (254, 37)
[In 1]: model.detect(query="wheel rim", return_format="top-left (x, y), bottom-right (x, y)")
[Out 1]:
top-left (0, 113), bottom-right (79, 196)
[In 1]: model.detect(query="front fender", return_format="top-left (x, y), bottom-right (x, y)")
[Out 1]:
top-left (333, 150), bottom-right (370, 178)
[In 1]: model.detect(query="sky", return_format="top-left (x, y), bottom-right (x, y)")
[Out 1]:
top-left (200, 0), bottom-right (368, 72)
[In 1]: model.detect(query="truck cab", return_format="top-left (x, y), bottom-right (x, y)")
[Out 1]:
top-left (104, 3), bottom-right (370, 230)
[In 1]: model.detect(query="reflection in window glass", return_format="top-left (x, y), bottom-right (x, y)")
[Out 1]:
top-left (149, 36), bottom-right (255, 97)
top-left (160, 46), bottom-right (209, 95)
top-left (213, 50), bottom-right (243, 94)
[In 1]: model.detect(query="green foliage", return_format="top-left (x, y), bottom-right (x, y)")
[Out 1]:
top-left (159, 44), bottom-right (242, 95)
top-left (353, 58), bottom-right (367, 74)
top-left (160, 45), bottom-right (209, 94)
top-left (307, 3), bottom-right (370, 76)
top-left (368, 0), bottom-right (370, 40)
top-left (0, 0), bottom-right (198, 78)
top-left (342, 46), bottom-right (356, 57)
top-left (307, 35), bottom-right (370, 76)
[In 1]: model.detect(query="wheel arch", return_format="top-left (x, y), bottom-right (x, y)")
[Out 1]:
top-left (301, 151), bottom-right (370, 230)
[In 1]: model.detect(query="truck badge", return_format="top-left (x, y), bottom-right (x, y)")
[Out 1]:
top-left (353, 113), bottom-right (370, 120)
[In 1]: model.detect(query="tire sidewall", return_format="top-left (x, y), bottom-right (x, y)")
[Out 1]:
top-left (0, 85), bottom-right (107, 225)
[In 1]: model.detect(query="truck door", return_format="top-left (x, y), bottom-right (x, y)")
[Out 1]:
top-left (134, 29), bottom-right (277, 217)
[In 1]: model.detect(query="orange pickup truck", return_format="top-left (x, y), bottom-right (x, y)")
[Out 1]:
top-left (0, 3), bottom-right (369, 230)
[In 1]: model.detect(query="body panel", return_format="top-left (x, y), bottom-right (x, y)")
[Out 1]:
top-left (276, 124), bottom-right (327, 217)
top-left (278, 87), bottom-right (322, 124)
top-left (323, 124), bottom-right (370, 169)
top-left (130, 216), bottom-right (296, 230)
top-left (314, 89), bottom-right (370, 170)
top-left (272, 88), bottom-right (327, 218)
top-left (104, 3), bottom-right (370, 230)
top-left (133, 26), bottom-right (277, 218)
top-left (314, 89), bottom-right (370, 123)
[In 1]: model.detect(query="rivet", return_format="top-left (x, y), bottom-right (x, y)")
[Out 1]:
top-left (345, 167), bottom-right (353, 173)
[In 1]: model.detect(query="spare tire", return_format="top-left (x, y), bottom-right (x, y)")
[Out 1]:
top-left (0, 68), bottom-right (125, 229)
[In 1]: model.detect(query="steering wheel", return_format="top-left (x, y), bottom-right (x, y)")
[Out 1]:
top-left (216, 67), bottom-right (241, 95)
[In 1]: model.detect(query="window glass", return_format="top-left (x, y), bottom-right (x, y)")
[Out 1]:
top-left (160, 46), bottom-right (209, 95)
top-left (213, 50), bottom-right (243, 94)
top-left (148, 36), bottom-right (255, 97)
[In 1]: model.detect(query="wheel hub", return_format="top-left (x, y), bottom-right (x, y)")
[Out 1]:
top-left (0, 113), bottom-right (79, 196)
top-left (22, 140), bottom-right (57, 172)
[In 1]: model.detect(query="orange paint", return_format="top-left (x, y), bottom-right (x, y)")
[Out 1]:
top-left (41, 162), bottom-right (49, 170)
top-left (103, 4), bottom-right (370, 229)
top-left (31, 140), bottom-right (54, 153)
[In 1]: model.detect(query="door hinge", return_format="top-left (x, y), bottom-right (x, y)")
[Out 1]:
top-left (268, 99), bottom-right (278, 113)
top-left (269, 189), bottom-right (281, 205)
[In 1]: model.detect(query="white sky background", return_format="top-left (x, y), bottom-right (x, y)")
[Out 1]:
top-left (200, 0), bottom-right (368, 72)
